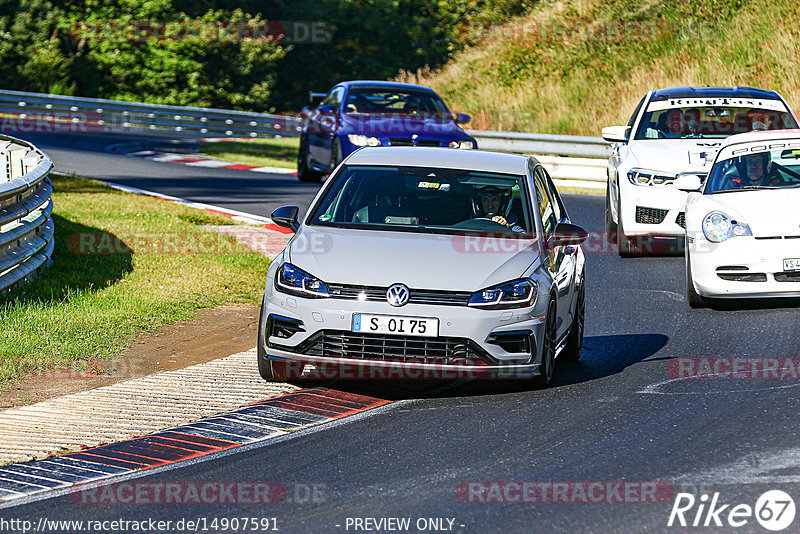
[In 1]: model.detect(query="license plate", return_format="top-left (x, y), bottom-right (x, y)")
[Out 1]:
top-left (784, 258), bottom-right (800, 272)
top-left (352, 314), bottom-right (439, 337)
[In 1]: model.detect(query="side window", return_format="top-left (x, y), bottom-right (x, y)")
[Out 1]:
top-left (539, 167), bottom-right (563, 222)
top-left (322, 87), bottom-right (344, 108)
top-left (533, 167), bottom-right (557, 237)
top-left (626, 95), bottom-right (646, 137)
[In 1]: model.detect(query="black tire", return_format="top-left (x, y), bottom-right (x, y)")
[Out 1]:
top-left (536, 300), bottom-right (558, 387)
top-left (560, 281), bottom-right (585, 363)
top-left (685, 250), bottom-right (707, 309)
top-left (297, 136), bottom-right (323, 183)
top-left (605, 187), bottom-right (618, 244)
top-left (616, 198), bottom-right (639, 257)
top-left (329, 136), bottom-right (342, 173)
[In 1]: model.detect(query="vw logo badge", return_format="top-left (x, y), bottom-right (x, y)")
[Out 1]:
top-left (386, 284), bottom-right (410, 307)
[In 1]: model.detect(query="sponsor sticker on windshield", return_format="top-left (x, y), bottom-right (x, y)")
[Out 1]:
top-left (417, 181), bottom-right (450, 191)
top-left (646, 98), bottom-right (789, 112)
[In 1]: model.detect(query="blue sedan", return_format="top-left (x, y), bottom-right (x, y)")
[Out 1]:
top-left (297, 80), bottom-right (477, 182)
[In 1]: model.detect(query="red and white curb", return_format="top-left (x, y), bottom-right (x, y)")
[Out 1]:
top-left (127, 149), bottom-right (298, 176)
top-left (92, 179), bottom-right (293, 235)
top-left (0, 383), bottom-right (389, 503)
top-left (123, 136), bottom-right (299, 175)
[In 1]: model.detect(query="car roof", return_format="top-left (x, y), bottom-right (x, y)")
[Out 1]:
top-left (650, 86), bottom-right (782, 101)
top-left (336, 80), bottom-right (437, 93)
top-left (720, 128), bottom-right (800, 147)
top-left (344, 147), bottom-right (531, 175)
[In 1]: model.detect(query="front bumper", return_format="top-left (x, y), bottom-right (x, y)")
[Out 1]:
top-left (620, 184), bottom-right (688, 238)
top-left (260, 289), bottom-right (547, 379)
top-left (689, 234), bottom-right (800, 298)
top-left (340, 134), bottom-right (476, 158)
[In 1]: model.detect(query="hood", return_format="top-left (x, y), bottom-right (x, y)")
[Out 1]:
top-left (287, 225), bottom-right (539, 291)
top-left (341, 114), bottom-right (467, 139)
top-left (700, 188), bottom-right (800, 237)
top-left (629, 139), bottom-right (724, 174)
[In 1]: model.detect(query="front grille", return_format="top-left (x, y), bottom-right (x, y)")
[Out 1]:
top-left (302, 331), bottom-right (491, 366)
top-left (327, 283), bottom-right (471, 306)
top-left (676, 212), bottom-right (686, 229)
top-left (389, 137), bottom-right (414, 146)
top-left (775, 272), bottom-right (800, 282)
top-left (717, 273), bottom-right (767, 282)
top-left (388, 138), bottom-right (442, 147)
top-left (636, 206), bottom-right (669, 224)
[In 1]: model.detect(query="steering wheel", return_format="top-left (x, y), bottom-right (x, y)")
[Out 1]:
top-left (452, 217), bottom-right (509, 231)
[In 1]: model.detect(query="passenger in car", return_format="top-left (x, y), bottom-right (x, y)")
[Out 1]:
top-left (683, 108), bottom-right (701, 135)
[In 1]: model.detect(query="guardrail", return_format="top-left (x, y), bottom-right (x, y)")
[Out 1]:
top-left (0, 89), bottom-right (303, 138)
top-left (0, 134), bottom-right (55, 293)
top-left (0, 89), bottom-right (610, 188)
top-left (467, 129), bottom-right (612, 159)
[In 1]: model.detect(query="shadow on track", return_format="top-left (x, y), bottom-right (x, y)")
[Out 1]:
top-left (290, 333), bottom-right (669, 400)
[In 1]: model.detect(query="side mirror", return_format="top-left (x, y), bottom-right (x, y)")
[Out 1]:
top-left (317, 104), bottom-right (336, 115)
top-left (455, 113), bottom-right (471, 125)
top-left (548, 222), bottom-right (588, 248)
top-left (674, 173), bottom-right (703, 192)
top-left (601, 125), bottom-right (629, 143)
top-left (271, 206), bottom-right (300, 233)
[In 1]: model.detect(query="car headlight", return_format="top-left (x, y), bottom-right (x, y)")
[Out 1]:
top-left (347, 134), bottom-right (380, 147)
top-left (627, 168), bottom-right (676, 186)
top-left (701, 211), bottom-right (752, 243)
top-left (275, 263), bottom-right (329, 298)
top-left (449, 140), bottom-right (474, 150)
top-left (468, 279), bottom-right (537, 309)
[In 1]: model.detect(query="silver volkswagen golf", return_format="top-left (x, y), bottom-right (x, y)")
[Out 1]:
top-left (258, 147), bottom-right (587, 385)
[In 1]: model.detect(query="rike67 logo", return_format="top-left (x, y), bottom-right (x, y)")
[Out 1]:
top-left (668, 490), bottom-right (796, 531)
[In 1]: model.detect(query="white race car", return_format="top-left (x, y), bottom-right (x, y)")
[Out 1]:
top-left (681, 130), bottom-right (800, 307)
top-left (602, 86), bottom-right (797, 256)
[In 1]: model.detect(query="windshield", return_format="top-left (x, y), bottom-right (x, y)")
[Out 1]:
top-left (308, 165), bottom-right (533, 236)
top-left (705, 147), bottom-right (800, 193)
top-left (634, 101), bottom-right (796, 140)
top-left (344, 89), bottom-right (450, 118)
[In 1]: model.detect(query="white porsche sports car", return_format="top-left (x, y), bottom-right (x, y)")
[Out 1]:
top-left (682, 130), bottom-right (800, 307)
top-left (603, 86), bottom-right (797, 256)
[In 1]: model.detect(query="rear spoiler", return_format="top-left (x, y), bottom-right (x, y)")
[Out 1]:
top-left (309, 91), bottom-right (326, 103)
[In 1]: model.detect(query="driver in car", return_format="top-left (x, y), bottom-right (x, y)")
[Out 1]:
top-left (472, 185), bottom-right (525, 233)
top-left (742, 152), bottom-right (781, 187)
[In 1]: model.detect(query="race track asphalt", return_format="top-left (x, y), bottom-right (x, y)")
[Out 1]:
top-left (4, 130), bottom-right (800, 533)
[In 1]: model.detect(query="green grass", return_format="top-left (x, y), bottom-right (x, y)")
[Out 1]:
top-left (0, 175), bottom-right (270, 385)
top-left (399, 0), bottom-right (800, 136)
top-left (201, 137), bottom-right (300, 169)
